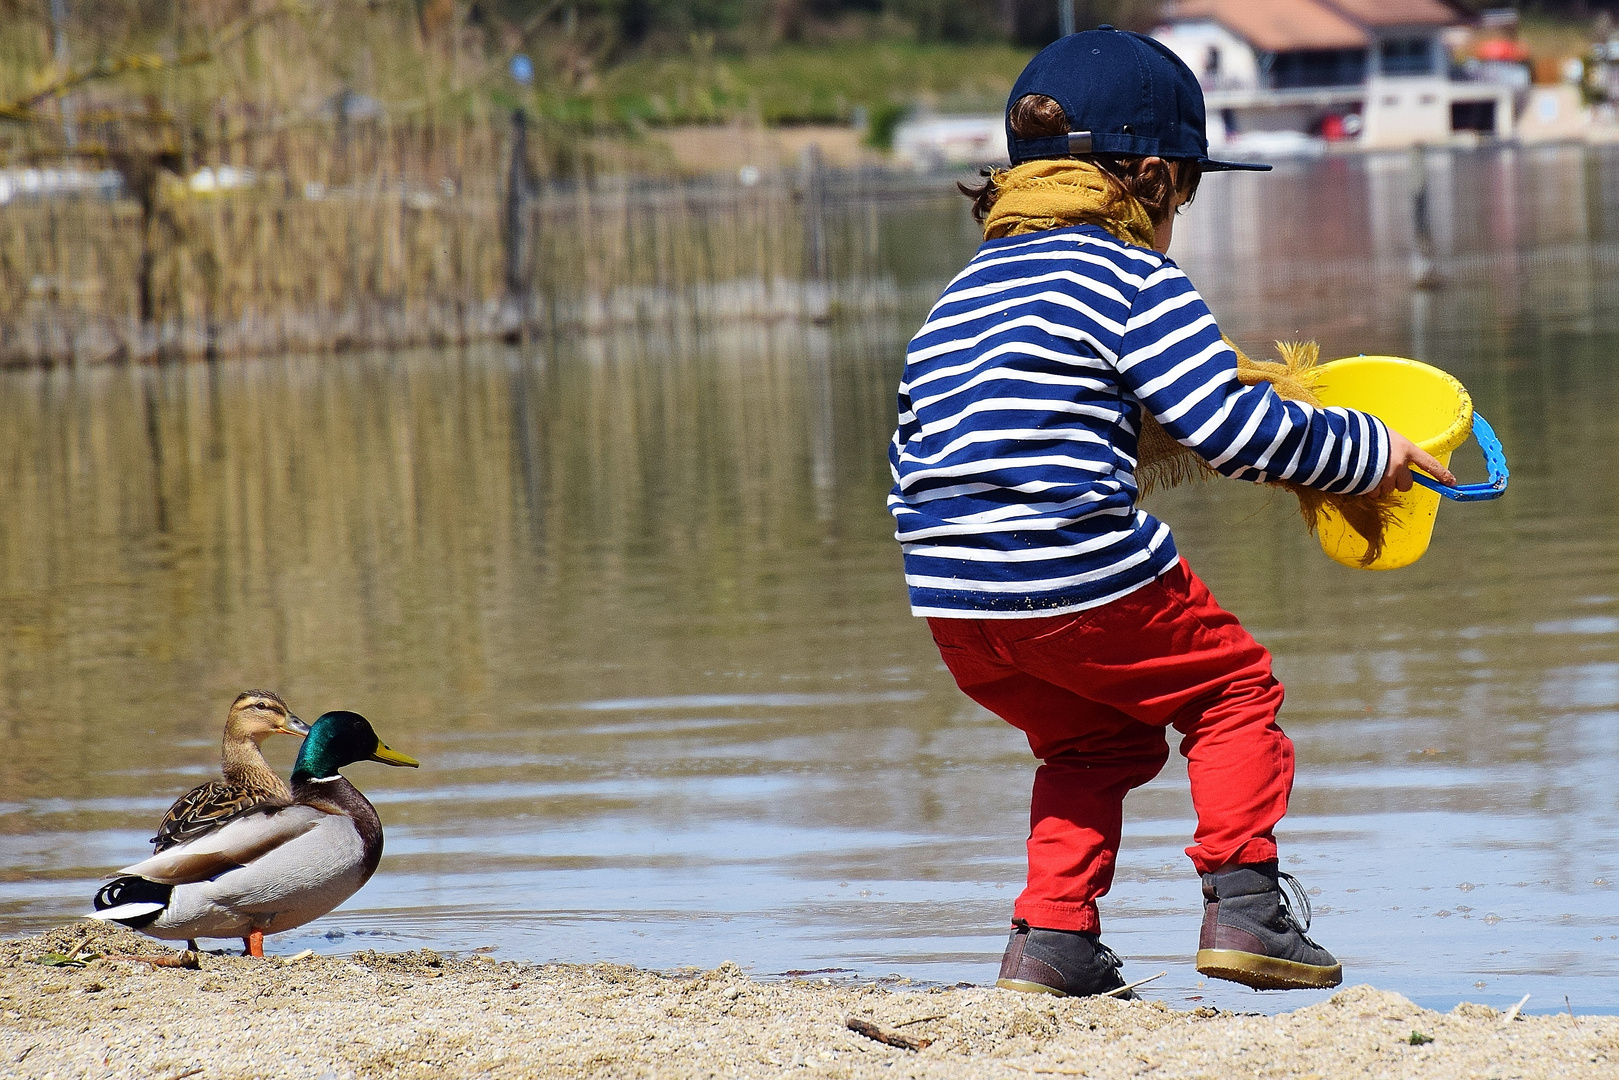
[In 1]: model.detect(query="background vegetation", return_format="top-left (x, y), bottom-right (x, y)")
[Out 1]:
top-left (0, 0), bottom-right (1613, 365)
top-left (1, 1), bottom-right (1613, 162)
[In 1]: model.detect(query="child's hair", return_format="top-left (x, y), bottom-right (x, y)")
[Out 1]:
top-left (961, 94), bottom-right (1204, 226)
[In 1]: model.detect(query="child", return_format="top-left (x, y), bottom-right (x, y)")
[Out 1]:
top-left (888, 28), bottom-right (1454, 997)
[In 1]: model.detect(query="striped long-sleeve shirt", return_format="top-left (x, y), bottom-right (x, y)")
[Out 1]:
top-left (888, 224), bottom-right (1390, 619)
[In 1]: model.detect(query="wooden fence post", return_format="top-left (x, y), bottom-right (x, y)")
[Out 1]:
top-left (503, 108), bottom-right (537, 341)
top-left (800, 143), bottom-right (827, 282)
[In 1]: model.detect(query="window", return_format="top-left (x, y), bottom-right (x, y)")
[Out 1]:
top-left (1264, 49), bottom-right (1368, 89)
top-left (1452, 100), bottom-right (1496, 133)
top-left (1382, 37), bottom-right (1435, 76)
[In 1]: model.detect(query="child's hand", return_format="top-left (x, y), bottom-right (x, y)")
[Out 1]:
top-left (1374, 430), bottom-right (1456, 498)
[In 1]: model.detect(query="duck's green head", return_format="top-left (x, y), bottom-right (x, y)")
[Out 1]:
top-left (291, 710), bottom-right (419, 783)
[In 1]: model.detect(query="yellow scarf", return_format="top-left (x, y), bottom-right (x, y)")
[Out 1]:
top-left (983, 160), bottom-right (1393, 564)
top-left (984, 160), bottom-right (1157, 247)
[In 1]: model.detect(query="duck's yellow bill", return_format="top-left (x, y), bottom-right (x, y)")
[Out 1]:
top-left (369, 743), bottom-right (420, 768)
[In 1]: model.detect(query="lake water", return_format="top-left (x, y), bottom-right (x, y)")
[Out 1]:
top-left (3, 145), bottom-right (1618, 1015)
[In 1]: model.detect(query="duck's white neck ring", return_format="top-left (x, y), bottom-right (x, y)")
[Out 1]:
top-left (307, 774), bottom-right (342, 783)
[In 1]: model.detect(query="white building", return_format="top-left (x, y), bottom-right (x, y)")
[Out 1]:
top-left (1154, 0), bottom-right (1518, 149)
top-left (891, 115), bottom-right (1007, 170)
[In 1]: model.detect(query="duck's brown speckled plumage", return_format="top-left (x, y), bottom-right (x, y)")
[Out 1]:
top-left (151, 691), bottom-right (305, 852)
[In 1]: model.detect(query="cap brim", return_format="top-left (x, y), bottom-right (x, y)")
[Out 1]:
top-left (1199, 157), bottom-right (1273, 172)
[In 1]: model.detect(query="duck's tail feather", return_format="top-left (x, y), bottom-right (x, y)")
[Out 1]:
top-left (90, 877), bottom-right (171, 928)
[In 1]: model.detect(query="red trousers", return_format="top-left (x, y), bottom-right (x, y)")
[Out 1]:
top-left (927, 559), bottom-right (1293, 933)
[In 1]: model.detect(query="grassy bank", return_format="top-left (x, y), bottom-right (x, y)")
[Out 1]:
top-left (586, 41), bottom-right (1031, 129)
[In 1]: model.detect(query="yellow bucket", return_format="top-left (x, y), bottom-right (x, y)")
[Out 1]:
top-left (1309, 355), bottom-right (1473, 571)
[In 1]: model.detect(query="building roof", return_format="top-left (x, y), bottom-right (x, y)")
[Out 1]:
top-left (1164, 0), bottom-right (1366, 52)
top-left (1162, 0), bottom-right (1466, 52)
top-left (1319, 0), bottom-right (1465, 30)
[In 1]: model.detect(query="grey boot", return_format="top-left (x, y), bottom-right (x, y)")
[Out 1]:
top-left (997, 919), bottom-right (1134, 998)
top-left (1196, 863), bottom-right (1343, 990)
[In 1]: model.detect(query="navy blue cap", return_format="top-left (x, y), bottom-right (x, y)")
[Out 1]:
top-left (1006, 27), bottom-right (1270, 172)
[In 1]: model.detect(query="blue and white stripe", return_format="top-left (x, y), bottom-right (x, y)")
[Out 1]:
top-left (889, 224), bottom-right (1389, 619)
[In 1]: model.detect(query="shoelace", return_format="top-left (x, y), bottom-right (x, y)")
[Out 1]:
top-left (1276, 869), bottom-right (1319, 940)
top-left (1093, 940), bottom-right (1124, 972)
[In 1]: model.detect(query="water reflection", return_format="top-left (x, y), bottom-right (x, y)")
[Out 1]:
top-left (2, 148), bottom-right (1619, 1014)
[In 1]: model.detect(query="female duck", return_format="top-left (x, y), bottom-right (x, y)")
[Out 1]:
top-left (92, 711), bottom-right (417, 956)
top-left (152, 690), bottom-right (310, 851)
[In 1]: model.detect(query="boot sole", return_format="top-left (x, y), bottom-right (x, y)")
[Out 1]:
top-left (1196, 949), bottom-right (1343, 991)
top-left (995, 977), bottom-right (1067, 996)
top-left (996, 977), bottom-right (1135, 999)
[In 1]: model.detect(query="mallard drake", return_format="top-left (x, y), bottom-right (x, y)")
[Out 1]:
top-left (91, 710), bottom-right (417, 957)
top-left (152, 690), bottom-right (310, 852)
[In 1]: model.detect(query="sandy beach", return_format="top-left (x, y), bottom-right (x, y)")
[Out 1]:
top-left (1, 923), bottom-right (1612, 1079)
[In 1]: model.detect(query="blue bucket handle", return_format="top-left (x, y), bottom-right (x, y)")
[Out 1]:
top-left (1409, 411), bottom-right (1509, 502)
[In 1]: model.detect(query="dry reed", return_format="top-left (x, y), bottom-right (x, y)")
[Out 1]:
top-left (0, 116), bottom-right (907, 366)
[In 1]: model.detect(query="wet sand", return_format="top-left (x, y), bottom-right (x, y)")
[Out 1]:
top-left (2, 923), bottom-right (1613, 1079)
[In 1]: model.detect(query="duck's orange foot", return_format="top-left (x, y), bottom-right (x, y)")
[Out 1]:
top-left (244, 929), bottom-right (264, 958)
